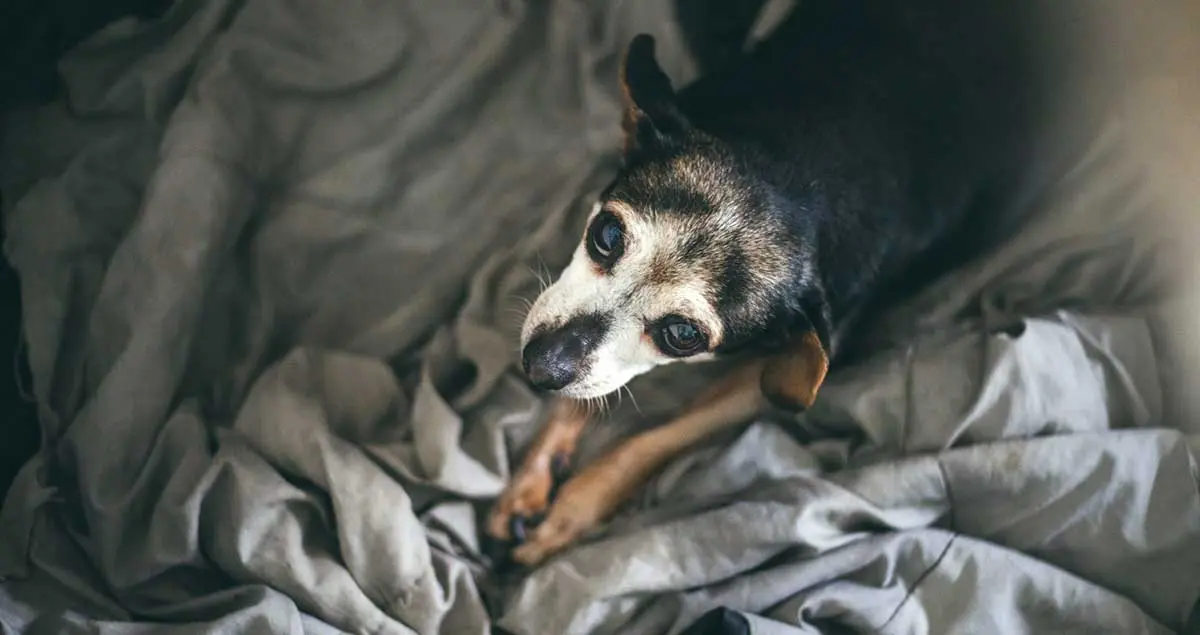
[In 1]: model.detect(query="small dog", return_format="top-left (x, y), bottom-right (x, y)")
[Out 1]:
top-left (489, 0), bottom-right (1039, 566)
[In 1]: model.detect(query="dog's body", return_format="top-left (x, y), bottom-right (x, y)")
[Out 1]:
top-left (490, 0), bottom-right (1043, 566)
top-left (665, 0), bottom-right (1036, 363)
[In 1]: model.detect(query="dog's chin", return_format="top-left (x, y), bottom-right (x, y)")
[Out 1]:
top-left (554, 370), bottom-right (647, 400)
top-left (555, 382), bottom-right (624, 401)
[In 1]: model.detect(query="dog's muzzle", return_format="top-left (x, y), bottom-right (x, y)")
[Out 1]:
top-left (521, 312), bottom-right (610, 391)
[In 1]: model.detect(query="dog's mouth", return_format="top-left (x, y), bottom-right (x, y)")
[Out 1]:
top-left (540, 380), bottom-right (617, 401)
top-left (519, 313), bottom-right (670, 400)
top-left (518, 353), bottom-right (622, 399)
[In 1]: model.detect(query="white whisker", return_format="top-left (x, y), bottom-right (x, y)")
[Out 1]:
top-left (528, 255), bottom-right (557, 295)
top-left (507, 294), bottom-right (535, 312)
top-left (524, 264), bottom-right (549, 294)
top-left (622, 385), bottom-right (643, 415)
top-left (602, 392), bottom-right (616, 417)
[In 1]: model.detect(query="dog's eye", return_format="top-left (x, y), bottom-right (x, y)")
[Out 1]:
top-left (658, 320), bottom-right (707, 357)
top-left (587, 211), bottom-right (624, 263)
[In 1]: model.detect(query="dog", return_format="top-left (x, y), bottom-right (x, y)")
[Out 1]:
top-left (488, 0), bottom-right (1041, 567)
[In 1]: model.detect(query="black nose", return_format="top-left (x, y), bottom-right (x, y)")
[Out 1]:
top-left (521, 313), bottom-right (610, 391)
top-left (522, 334), bottom-right (578, 391)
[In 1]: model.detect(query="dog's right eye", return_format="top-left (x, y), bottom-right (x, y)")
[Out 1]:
top-left (586, 211), bottom-right (624, 265)
top-left (653, 317), bottom-right (709, 357)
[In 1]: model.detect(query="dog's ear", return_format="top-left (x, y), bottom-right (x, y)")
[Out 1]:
top-left (620, 34), bottom-right (691, 155)
top-left (760, 330), bottom-right (829, 412)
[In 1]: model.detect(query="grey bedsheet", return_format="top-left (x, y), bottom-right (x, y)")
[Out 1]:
top-left (1, 1), bottom-right (1198, 634)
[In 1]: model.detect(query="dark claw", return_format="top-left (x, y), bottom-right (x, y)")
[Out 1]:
top-left (509, 516), bottom-right (527, 544)
top-left (551, 453), bottom-right (571, 481)
top-left (509, 512), bottom-right (549, 546)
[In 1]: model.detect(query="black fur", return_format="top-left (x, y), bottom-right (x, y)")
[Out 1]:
top-left (611, 0), bottom-right (1047, 365)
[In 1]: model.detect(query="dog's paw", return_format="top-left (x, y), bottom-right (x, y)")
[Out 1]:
top-left (486, 452), bottom-right (572, 543)
top-left (509, 456), bottom-right (640, 567)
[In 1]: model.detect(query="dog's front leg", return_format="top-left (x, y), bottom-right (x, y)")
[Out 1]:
top-left (510, 361), bottom-right (767, 567)
top-left (487, 397), bottom-right (589, 542)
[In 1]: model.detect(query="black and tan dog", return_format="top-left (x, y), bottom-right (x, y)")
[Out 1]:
top-left (489, 0), bottom-right (1042, 566)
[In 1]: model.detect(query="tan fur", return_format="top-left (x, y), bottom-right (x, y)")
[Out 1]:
top-left (760, 330), bottom-right (829, 411)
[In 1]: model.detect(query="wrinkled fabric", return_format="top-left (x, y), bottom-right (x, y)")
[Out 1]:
top-left (2, 1), bottom-right (1199, 634)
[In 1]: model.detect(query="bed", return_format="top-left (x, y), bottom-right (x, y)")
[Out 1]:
top-left (1, 1), bottom-right (1198, 634)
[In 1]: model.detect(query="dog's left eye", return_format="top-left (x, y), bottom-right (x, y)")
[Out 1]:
top-left (587, 211), bottom-right (624, 264)
top-left (657, 319), bottom-right (707, 357)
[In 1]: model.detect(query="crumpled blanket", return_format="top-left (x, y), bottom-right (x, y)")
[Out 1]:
top-left (1, 1), bottom-right (1199, 634)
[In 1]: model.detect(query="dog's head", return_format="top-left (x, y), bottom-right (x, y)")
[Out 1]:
top-left (520, 35), bottom-right (829, 407)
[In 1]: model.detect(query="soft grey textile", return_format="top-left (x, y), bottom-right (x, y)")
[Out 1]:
top-left (2, 1), bottom-right (1199, 635)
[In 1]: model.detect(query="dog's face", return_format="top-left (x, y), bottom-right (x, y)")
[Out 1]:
top-left (520, 36), bottom-right (817, 400)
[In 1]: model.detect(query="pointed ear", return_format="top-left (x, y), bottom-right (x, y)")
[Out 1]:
top-left (760, 330), bottom-right (830, 412)
top-left (620, 34), bottom-right (691, 155)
